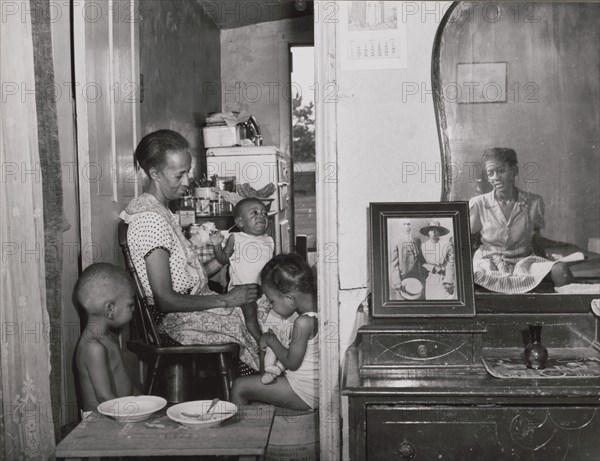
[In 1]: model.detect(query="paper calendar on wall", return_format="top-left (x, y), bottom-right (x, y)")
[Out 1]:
top-left (339, 1), bottom-right (408, 71)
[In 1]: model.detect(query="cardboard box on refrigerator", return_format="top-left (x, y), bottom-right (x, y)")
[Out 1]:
top-left (202, 125), bottom-right (243, 148)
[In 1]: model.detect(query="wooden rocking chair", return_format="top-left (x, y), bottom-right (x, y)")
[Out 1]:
top-left (117, 220), bottom-right (239, 402)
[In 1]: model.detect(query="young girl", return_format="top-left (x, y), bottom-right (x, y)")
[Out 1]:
top-left (231, 253), bottom-right (319, 410)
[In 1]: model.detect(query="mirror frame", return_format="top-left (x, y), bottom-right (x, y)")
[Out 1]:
top-left (432, 1), bottom-right (598, 314)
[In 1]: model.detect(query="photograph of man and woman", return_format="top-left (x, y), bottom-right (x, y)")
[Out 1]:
top-left (387, 217), bottom-right (456, 301)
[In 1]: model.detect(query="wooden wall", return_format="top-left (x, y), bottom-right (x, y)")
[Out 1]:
top-left (139, 0), bottom-right (222, 176)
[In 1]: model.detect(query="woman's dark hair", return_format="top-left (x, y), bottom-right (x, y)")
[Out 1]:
top-left (481, 147), bottom-right (518, 168)
top-left (260, 253), bottom-right (315, 295)
top-left (477, 148), bottom-right (519, 193)
top-left (134, 129), bottom-right (190, 176)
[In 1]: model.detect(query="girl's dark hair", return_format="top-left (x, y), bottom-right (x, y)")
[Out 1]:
top-left (134, 129), bottom-right (190, 176)
top-left (260, 253), bottom-right (315, 295)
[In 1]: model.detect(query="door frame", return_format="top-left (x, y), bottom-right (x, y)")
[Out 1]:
top-left (315, 2), bottom-right (341, 458)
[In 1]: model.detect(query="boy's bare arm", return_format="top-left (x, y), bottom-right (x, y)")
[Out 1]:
top-left (112, 344), bottom-right (136, 397)
top-left (82, 341), bottom-right (119, 404)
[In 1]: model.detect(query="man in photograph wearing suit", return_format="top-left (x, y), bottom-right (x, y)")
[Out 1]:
top-left (390, 219), bottom-right (425, 300)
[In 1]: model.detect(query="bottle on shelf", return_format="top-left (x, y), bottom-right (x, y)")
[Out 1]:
top-left (194, 186), bottom-right (212, 217)
top-left (177, 195), bottom-right (195, 227)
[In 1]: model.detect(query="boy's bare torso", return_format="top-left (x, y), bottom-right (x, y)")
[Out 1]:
top-left (75, 333), bottom-right (132, 411)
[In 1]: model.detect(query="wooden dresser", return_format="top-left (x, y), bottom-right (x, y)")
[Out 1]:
top-left (343, 311), bottom-right (600, 460)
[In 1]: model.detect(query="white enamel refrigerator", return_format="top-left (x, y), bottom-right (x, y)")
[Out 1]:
top-left (206, 146), bottom-right (292, 255)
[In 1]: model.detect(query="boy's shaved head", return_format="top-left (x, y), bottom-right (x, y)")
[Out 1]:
top-left (74, 263), bottom-right (133, 314)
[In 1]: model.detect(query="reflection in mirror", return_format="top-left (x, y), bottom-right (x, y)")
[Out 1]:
top-left (433, 2), bottom-right (600, 308)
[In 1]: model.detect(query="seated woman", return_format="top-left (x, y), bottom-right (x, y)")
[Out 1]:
top-left (120, 129), bottom-right (262, 372)
top-left (469, 147), bottom-right (573, 293)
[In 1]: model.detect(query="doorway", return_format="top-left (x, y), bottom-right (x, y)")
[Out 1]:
top-left (290, 45), bottom-right (316, 262)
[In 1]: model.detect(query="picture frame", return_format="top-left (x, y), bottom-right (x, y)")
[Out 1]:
top-left (369, 202), bottom-right (475, 318)
top-left (456, 61), bottom-right (507, 103)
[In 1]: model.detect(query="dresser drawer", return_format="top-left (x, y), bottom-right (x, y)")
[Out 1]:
top-left (361, 332), bottom-right (480, 369)
top-left (365, 405), bottom-right (599, 461)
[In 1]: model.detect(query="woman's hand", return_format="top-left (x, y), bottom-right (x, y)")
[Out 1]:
top-left (223, 284), bottom-right (259, 307)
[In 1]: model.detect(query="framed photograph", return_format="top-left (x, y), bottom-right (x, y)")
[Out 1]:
top-left (369, 202), bottom-right (475, 318)
top-left (456, 61), bottom-right (507, 103)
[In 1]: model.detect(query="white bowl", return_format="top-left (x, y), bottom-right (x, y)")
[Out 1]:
top-left (167, 400), bottom-right (237, 429)
top-left (97, 396), bottom-right (166, 422)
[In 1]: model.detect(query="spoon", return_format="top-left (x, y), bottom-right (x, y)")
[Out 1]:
top-left (206, 398), bottom-right (220, 415)
top-left (182, 398), bottom-right (220, 419)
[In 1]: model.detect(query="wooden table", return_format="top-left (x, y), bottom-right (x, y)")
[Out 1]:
top-left (55, 404), bottom-right (276, 460)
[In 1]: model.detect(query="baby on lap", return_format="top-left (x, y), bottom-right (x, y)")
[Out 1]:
top-left (213, 197), bottom-right (276, 348)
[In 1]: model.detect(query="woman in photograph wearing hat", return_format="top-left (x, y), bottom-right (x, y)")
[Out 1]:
top-left (469, 147), bottom-right (573, 293)
top-left (420, 221), bottom-right (456, 300)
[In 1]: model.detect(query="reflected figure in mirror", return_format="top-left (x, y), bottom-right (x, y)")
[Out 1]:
top-left (469, 148), bottom-right (573, 293)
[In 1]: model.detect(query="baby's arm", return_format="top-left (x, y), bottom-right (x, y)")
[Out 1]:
top-left (212, 232), bottom-right (235, 265)
top-left (262, 315), bottom-right (317, 371)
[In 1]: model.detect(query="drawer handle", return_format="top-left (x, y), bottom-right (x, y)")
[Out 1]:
top-left (416, 344), bottom-right (429, 358)
top-left (398, 441), bottom-right (416, 459)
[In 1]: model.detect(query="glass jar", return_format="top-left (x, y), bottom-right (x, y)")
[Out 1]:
top-left (177, 195), bottom-right (195, 227)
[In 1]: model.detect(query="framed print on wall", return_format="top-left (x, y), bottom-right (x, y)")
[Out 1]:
top-left (369, 202), bottom-right (475, 318)
top-left (456, 61), bottom-right (507, 103)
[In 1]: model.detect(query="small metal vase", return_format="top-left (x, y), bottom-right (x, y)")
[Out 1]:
top-left (524, 324), bottom-right (548, 370)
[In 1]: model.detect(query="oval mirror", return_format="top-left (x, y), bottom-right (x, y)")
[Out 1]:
top-left (433, 2), bottom-right (600, 312)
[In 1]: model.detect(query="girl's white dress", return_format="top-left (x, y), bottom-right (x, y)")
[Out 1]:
top-left (285, 312), bottom-right (319, 410)
top-left (421, 238), bottom-right (456, 300)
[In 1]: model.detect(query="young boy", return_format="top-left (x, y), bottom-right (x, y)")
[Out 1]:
top-left (212, 197), bottom-right (275, 348)
top-left (74, 263), bottom-right (138, 417)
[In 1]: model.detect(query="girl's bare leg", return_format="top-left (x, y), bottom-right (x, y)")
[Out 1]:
top-left (231, 375), bottom-right (310, 410)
